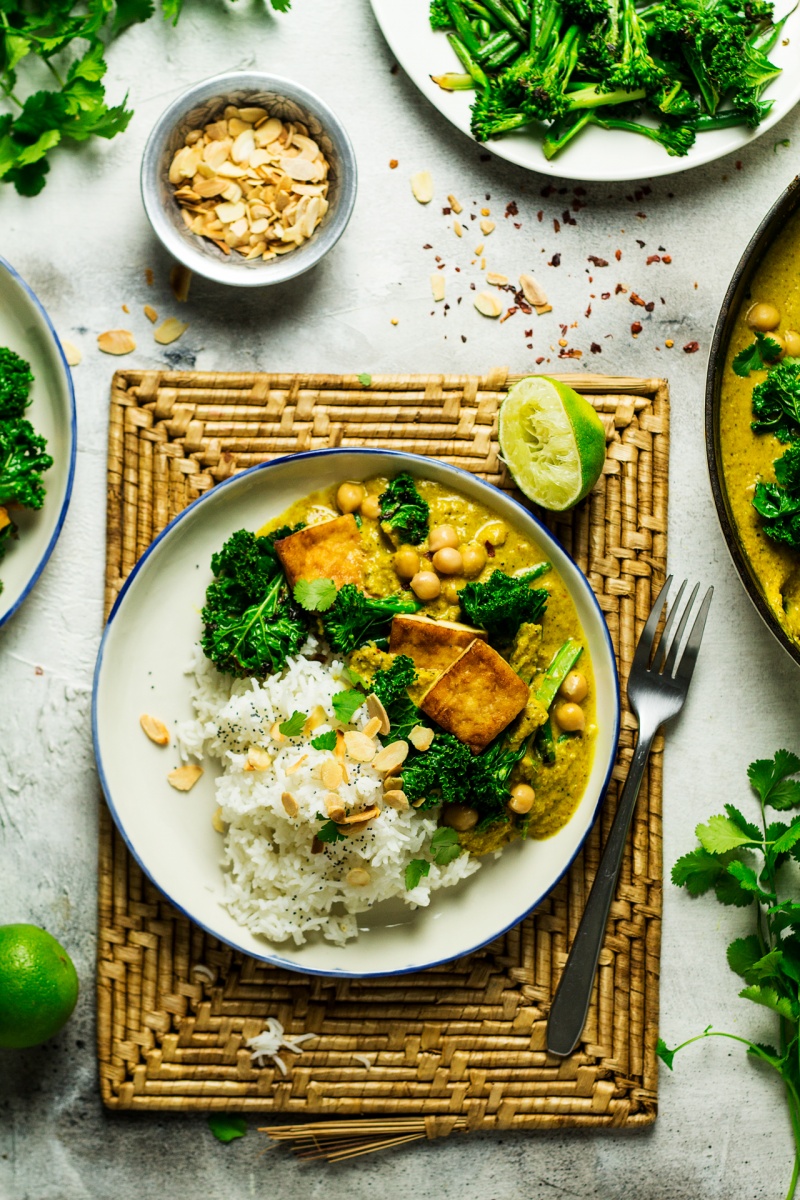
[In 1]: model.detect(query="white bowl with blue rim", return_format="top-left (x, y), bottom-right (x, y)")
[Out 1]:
top-left (93, 449), bottom-right (619, 978)
top-left (0, 257), bottom-right (76, 630)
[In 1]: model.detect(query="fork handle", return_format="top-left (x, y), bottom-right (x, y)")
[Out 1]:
top-left (546, 725), bottom-right (656, 1057)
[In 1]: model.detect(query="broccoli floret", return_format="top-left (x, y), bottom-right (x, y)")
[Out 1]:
top-left (430, 0), bottom-right (453, 29)
top-left (379, 473), bottom-right (430, 545)
top-left (459, 568), bottom-right (548, 640)
top-left (401, 732), bottom-right (525, 821)
top-left (0, 418), bottom-right (53, 509)
top-left (201, 528), bottom-right (308, 678)
top-left (322, 584), bottom-right (421, 656)
top-left (562, 0), bottom-right (611, 23)
top-left (593, 113), bottom-right (697, 155)
top-left (0, 348), bottom-right (33, 420)
top-left (607, 0), bottom-right (667, 89)
top-left (752, 442), bottom-right (800, 548)
top-left (751, 361), bottom-right (800, 442)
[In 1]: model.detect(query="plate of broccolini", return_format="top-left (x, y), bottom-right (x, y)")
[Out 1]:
top-left (370, 0), bottom-right (800, 180)
top-left (0, 258), bottom-right (76, 630)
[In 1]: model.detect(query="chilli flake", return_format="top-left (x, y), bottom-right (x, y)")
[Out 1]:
top-left (247, 1017), bottom-right (317, 1074)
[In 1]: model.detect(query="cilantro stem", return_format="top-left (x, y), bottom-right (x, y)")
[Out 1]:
top-left (45, 60), bottom-right (65, 88)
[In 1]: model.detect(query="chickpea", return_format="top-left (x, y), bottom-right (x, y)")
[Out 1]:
top-left (460, 542), bottom-right (487, 577)
top-left (508, 783), bottom-right (535, 815)
top-left (479, 520), bottom-right (507, 547)
top-left (410, 571), bottom-right (441, 601)
top-left (394, 546), bottom-right (421, 580)
top-left (361, 494), bottom-right (381, 520)
top-left (432, 546), bottom-right (463, 575)
top-left (747, 301), bottom-right (781, 332)
top-left (554, 701), bottom-right (586, 733)
top-left (784, 330), bottom-right (800, 359)
top-left (441, 802), bottom-right (479, 831)
top-left (559, 671), bottom-right (588, 703)
top-left (336, 481), bottom-right (365, 514)
top-left (429, 524), bottom-right (459, 553)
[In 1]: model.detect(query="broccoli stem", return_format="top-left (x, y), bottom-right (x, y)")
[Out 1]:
top-left (535, 638), bottom-right (583, 710)
top-left (431, 70), bottom-right (476, 89)
top-left (542, 109), bottom-right (593, 158)
top-left (534, 717), bottom-right (557, 763)
top-left (565, 83), bottom-right (647, 110)
top-left (447, 33), bottom-right (491, 86)
top-left (692, 106), bottom-right (772, 131)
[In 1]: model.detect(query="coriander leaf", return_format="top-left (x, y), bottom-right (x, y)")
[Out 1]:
top-left (316, 819), bottom-right (345, 844)
top-left (430, 826), bottom-right (461, 865)
top-left (739, 984), bottom-right (799, 1022)
top-left (208, 1115), bottom-right (247, 1143)
top-left (696, 815), bottom-right (757, 855)
top-left (767, 900), bottom-right (800, 935)
top-left (714, 870), bottom-right (755, 907)
top-left (113, 0), bottom-right (156, 34)
top-left (772, 822), bottom-right (800, 857)
top-left (726, 859), bottom-right (776, 903)
top-left (671, 847), bottom-right (724, 895)
top-left (724, 804), bottom-right (762, 842)
top-left (332, 689), bottom-right (364, 724)
top-left (342, 665), bottom-right (368, 688)
top-left (311, 730), bottom-right (337, 751)
top-left (404, 858), bottom-right (430, 890)
top-left (293, 577), bottom-right (337, 612)
top-left (747, 948), bottom-right (785, 983)
top-left (655, 1038), bottom-right (675, 1070)
top-left (358, 373), bottom-right (372, 387)
top-left (732, 332), bottom-right (782, 377)
top-left (278, 710), bottom-right (306, 737)
top-left (749, 751), bottom-right (800, 808)
top-left (727, 935), bottom-right (764, 979)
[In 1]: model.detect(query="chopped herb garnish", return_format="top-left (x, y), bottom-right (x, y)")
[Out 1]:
top-left (732, 331), bottom-right (783, 377)
top-left (430, 826), bottom-right (461, 865)
top-left (279, 710), bottom-right (307, 737)
top-left (332, 688), bottom-right (364, 724)
top-left (311, 730), bottom-right (337, 752)
top-left (207, 1115), bottom-right (247, 1143)
top-left (316, 819), bottom-right (345, 844)
top-left (293, 577), bottom-right (338, 612)
top-left (404, 859), bottom-right (430, 890)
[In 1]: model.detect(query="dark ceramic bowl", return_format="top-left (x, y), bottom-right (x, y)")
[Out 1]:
top-left (705, 174), bottom-right (800, 667)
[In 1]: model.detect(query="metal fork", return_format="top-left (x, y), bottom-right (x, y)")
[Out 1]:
top-left (546, 576), bottom-right (713, 1058)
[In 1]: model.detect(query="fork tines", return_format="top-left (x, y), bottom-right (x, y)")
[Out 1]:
top-left (634, 576), bottom-right (714, 683)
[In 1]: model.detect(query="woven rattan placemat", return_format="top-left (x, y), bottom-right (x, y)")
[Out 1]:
top-left (98, 368), bottom-right (668, 1143)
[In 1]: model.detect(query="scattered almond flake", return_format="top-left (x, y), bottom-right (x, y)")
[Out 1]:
top-left (486, 272), bottom-right (508, 286)
top-left (244, 746), bottom-right (272, 772)
top-left (373, 740), bottom-right (409, 773)
top-left (447, 193), bottom-right (462, 214)
top-left (474, 291), bottom-right (502, 318)
top-left (320, 758), bottom-right (344, 790)
top-left (140, 713), bottom-right (170, 746)
top-left (337, 804), bottom-right (381, 826)
top-left (346, 867), bottom-right (371, 888)
top-left (154, 318), bottom-right (189, 346)
top-left (167, 763), bottom-right (203, 792)
top-left (365, 693), bottom-right (390, 735)
top-left (363, 716), bottom-right (383, 739)
top-left (304, 705), bottom-right (327, 734)
top-left (409, 725), bottom-right (434, 752)
top-left (383, 789), bottom-right (409, 810)
top-left (170, 263), bottom-right (192, 302)
top-left (352, 1053), bottom-right (373, 1069)
top-left (480, 219), bottom-right (495, 236)
top-left (453, 219), bottom-right (462, 238)
top-left (97, 329), bottom-right (136, 356)
top-left (285, 755), bottom-right (308, 777)
top-left (431, 273), bottom-right (445, 302)
top-left (519, 273), bottom-right (548, 307)
top-left (343, 730), bottom-right (376, 763)
top-left (535, 303), bottom-right (553, 316)
top-left (271, 721), bottom-right (288, 744)
top-left (143, 305), bottom-right (158, 324)
top-left (121, 303), bottom-right (130, 313)
top-left (410, 170), bottom-right (433, 204)
top-left (211, 806), bottom-right (226, 833)
top-left (474, 242), bottom-right (484, 256)
top-left (281, 790), bottom-right (299, 817)
top-left (481, 206), bottom-right (490, 216)
top-left (247, 1017), bottom-right (317, 1074)
top-left (62, 340), bottom-right (82, 367)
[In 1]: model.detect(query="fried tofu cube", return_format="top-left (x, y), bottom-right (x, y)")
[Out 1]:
top-left (389, 614), bottom-right (487, 673)
top-left (420, 638), bottom-right (529, 754)
top-left (274, 515), bottom-right (364, 589)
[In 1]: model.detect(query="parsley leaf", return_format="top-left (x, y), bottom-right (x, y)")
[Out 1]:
top-left (430, 826), bottom-right (461, 865)
top-left (208, 1115), bottom-right (247, 1143)
top-left (279, 710), bottom-right (306, 737)
top-left (404, 859), bottom-right (430, 890)
top-left (293, 577), bottom-right (337, 612)
top-left (732, 331), bottom-right (782, 377)
top-left (695, 814), bottom-right (758, 854)
top-left (311, 730), bottom-right (337, 751)
top-left (332, 689), bottom-right (364, 724)
top-left (316, 819), bottom-right (345, 844)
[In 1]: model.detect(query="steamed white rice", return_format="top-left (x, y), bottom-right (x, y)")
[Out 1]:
top-left (177, 637), bottom-right (480, 945)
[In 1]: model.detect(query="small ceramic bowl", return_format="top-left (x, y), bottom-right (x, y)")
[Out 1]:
top-left (140, 71), bottom-right (357, 288)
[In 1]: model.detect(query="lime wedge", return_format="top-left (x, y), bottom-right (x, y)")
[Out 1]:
top-left (498, 376), bottom-right (606, 511)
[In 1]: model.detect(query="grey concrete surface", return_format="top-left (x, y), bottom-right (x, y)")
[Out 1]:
top-left (2, 1), bottom-right (800, 1196)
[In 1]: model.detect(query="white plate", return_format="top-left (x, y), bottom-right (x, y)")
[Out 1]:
top-left (0, 257), bottom-right (76, 629)
top-left (93, 449), bottom-right (620, 978)
top-left (370, 0), bottom-right (800, 182)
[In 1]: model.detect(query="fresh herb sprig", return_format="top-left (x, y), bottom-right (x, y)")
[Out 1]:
top-left (459, 565), bottom-right (549, 641)
top-left (660, 751), bottom-right (800, 1200)
top-left (404, 829), bottom-right (462, 890)
top-left (733, 331), bottom-right (784, 377)
top-left (752, 443), bottom-right (800, 550)
top-left (751, 360), bottom-right (800, 442)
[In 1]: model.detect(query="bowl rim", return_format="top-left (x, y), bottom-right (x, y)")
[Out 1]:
top-left (705, 173), bottom-right (800, 669)
top-left (92, 447), bottom-right (621, 978)
top-left (0, 254), bottom-right (77, 630)
top-left (139, 69), bottom-right (358, 289)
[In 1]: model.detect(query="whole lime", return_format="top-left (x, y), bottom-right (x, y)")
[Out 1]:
top-left (0, 924), bottom-right (79, 1049)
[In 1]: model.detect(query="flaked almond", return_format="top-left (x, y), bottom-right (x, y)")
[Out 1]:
top-left (535, 303), bottom-right (552, 316)
top-left (410, 170), bottom-right (433, 204)
top-left (62, 340), bottom-right (82, 367)
top-left (363, 716), bottom-right (383, 739)
top-left (271, 721), bottom-right (288, 745)
top-left (285, 754), bottom-right (307, 776)
top-left (216, 161), bottom-right (247, 178)
top-left (337, 805), bottom-right (380, 825)
top-left (346, 867), bottom-right (371, 887)
top-left (211, 806), bottom-right (227, 833)
top-left (194, 177), bottom-right (228, 198)
top-left (154, 318), bottom-right (189, 345)
top-left (519, 273), bottom-right (548, 307)
top-left (324, 792), bottom-right (346, 822)
top-left (231, 129), bottom-right (256, 164)
top-left (365, 693), bottom-right (390, 736)
top-left (409, 725), bottom-right (435, 752)
top-left (140, 713), bottom-right (170, 746)
top-left (383, 790), bottom-right (409, 810)
top-left (474, 242), bottom-right (484, 256)
top-left (244, 746), bottom-right (272, 772)
top-left (215, 199), bottom-right (246, 223)
top-left (447, 193), bottom-right (463, 214)
top-left (412, 796), bottom-right (427, 808)
top-left (97, 329), bottom-right (136, 356)
top-left (143, 305), bottom-right (158, 323)
top-left (280, 156), bottom-right (317, 181)
top-left (480, 218), bottom-right (495, 236)
top-left (373, 740), bottom-right (409, 773)
top-left (304, 705), bottom-right (327, 734)
top-left (239, 106), bottom-right (268, 123)
top-left (170, 263), bottom-right (192, 303)
top-left (344, 730), bottom-right (376, 763)
top-left (487, 272), bottom-right (508, 286)
top-left (281, 791), bottom-right (299, 817)
top-left (453, 219), bottom-right (462, 238)
top-left (167, 764), bottom-right (203, 792)
top-left (431, 273), bottom-right (445, 302)
top-left (474, 291), bottom-right (502, 318)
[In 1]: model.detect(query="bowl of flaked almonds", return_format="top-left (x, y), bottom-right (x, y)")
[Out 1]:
top-left (141, 71), bottom-right (357, 288)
